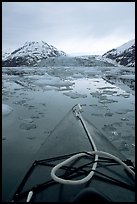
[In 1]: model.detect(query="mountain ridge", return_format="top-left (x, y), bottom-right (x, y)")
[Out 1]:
top-left (102, 39), bottom-right (135, 67)
top-left (2, 39), bottom-right (135, 67)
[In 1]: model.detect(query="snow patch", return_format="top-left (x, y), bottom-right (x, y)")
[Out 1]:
top-left (116, 39), bottom-right (135, 54)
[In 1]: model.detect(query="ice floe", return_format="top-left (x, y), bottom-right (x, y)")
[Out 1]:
top-left (2, 104), bottom-right (13, 116)
top-left (63, 91), bottom-right (87, 99)
top-left (34, 77), bottom-right (75, 88)
top-left (105, 112), bottom-right (114, 117)
top-left (116, 109), bottom-right (133, 114)
top-left (99, 98), bottom-right (118, 104)
top-left (19, 121), bottom-right (37, 130)
top-left (118, 74), bottom-right (135, 80)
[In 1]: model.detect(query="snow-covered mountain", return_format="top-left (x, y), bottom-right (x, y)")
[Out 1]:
top-left (2, 41), bottom-right (66, 67)
top-left (102, 39), bottom-right (135, 67)
top-left (3, 39), bottom-right (135, 67)
top-left (2, 42), bottom-right (118, 67)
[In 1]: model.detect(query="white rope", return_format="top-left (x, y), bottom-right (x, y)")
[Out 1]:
top-left (51, 104), bottom-right (135, 185)
top-left (51, 150), bottom-right (135, 185)
top-left (51, 152), bottom-right (96, 185)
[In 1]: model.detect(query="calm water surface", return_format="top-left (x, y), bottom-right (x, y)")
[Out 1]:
top-left (2, 66), bottom-right (135, 201)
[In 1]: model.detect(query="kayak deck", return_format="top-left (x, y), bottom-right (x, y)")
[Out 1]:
top-left (10, 104), bottom-right (135, 202)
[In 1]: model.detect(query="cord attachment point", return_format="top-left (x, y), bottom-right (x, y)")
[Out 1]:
top-left (73, 104), bottom-right (82, 117)
top-left (26, 190), bottom-right (33, 202)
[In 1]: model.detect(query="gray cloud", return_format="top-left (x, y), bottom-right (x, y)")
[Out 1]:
top-left (2, 2), bottom-right (135, 54)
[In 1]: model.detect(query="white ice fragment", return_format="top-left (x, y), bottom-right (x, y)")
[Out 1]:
top-left (73, 73), bottom-right (83, 78)
top-left (112, 131), bottom-right (119, 136)
top-left (121, 117), bottom-right (129, 121)
top-left (118, 75), bottom-right (135, 80)
top-left (2, 104), bottom-right (13, 116)
top-left (34, 77), bottom-right (74, 88)
top-left (63, 91), bottom-right (87, 99)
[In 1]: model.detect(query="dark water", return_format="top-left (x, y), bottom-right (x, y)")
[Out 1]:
top-left (2, 66), bottom-right (135, 201)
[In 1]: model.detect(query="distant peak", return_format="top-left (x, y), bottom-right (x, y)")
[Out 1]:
top-left (102, 39), bottom-right (135, 67)
top-left (2, 40), bottom-right (66, 67)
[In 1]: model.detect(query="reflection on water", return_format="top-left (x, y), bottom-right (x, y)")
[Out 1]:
top-left (2, 66), bottom-right (135, 201)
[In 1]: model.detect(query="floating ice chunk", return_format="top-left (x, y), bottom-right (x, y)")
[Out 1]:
top-left (19, 117), bottom-right (37, 130)
top-left (102, 90), bottom-right (117, 95)
top-left (20, 123), bottom-right (37, 130)
top-left (58, 80), bottom-right (75, 87)
top-left (26, 73), bottom-right (50, 80)
top-left (116, 109), bottom-right (133, 114)
top-left (34, 78), bottom-right (75, 88)
top-left (98, 86), bottom-right (116, 90)
top-left (117, 92), bottom-right (130, 98)
top-left (63, 91), bottom-right (87, 99)
top-left (112, 131), bottom-right (119, 136)
top-left (121, 117), bottom-right (129, 121)
top-left (72, 73), bottom-right (84, 78)
top-left (2, 104), bottom-right (13, 116)
top-left (99, 98), bottom-right (118, 104)
top-left (105, 112), bottom-right (114, 117)
top-left (90, 91), bottom-right (101, 98)
top-left (99, 95), bottom-right (107, 100)
top-left (58, 87), bottom-right (73, 91)
top-left (19, 118), bottom-right (34, 123)
top-left (43, 86), bottom-right (59, 91)
top-left (119, 75), bottom-right (135, 80)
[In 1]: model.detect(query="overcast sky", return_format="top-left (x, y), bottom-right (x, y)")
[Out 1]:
top-left (2, 2), bottom-right (135, 55)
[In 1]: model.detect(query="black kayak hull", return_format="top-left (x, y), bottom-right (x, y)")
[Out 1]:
top-left (6, 105), bottom-right (135, 202)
